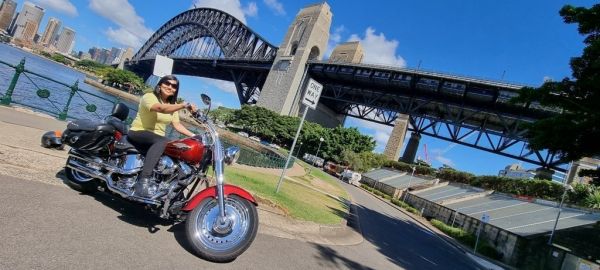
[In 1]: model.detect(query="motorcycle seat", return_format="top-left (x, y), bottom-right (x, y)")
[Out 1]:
top-left (115, 135), bottom-right (140, 154)
top-left (67, 119), bottom-right (115, 133)
top-left (106, 116), bottom-right (129, 135)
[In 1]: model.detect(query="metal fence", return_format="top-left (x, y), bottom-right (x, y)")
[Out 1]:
top-left (1, 57), bottom-right (293, 170)
top-left (234, 143), bottom-right (295, 169)
top-left (0, 58), bottom-right (137, 122)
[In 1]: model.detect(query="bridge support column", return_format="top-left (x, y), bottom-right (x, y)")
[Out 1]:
top-left (383, 115), bottom-right (409, 161)
top-left (256, 3), bottom-right (332, 117)
top-left (401, 132), bottom-right (421, 164)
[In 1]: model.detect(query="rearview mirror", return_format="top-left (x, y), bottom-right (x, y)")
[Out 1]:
top-left (224, 146), bottom-right (240, 165)
top-left (201, 93), bottom-right (212, 114)
top-left (201, 94), bottom-right (211, 106)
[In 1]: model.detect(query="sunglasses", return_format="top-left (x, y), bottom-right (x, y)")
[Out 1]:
top-left (162, 81), bottom-right (178, 88)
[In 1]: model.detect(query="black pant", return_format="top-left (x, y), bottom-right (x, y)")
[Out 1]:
top-left (128, 130), bottom-right (169, 178)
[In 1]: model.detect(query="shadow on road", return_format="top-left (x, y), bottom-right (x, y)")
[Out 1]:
top-left (347, 199), bottom-right (478, 269)
top-left (311, 244), bottom-right (376, 270)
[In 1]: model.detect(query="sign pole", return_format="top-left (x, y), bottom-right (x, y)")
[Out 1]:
top-left (276, 106), bottom-right (308, 193)
top-left (275, 77), bottom-right (323, 193)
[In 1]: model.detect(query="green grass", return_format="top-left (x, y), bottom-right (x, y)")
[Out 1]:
top-left (223, 166), bottom-right (348, 224)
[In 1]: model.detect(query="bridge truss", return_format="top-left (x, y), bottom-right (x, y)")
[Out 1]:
top-left (308, 62), bottom-right (565, 172)
top-left (128, 8), bottom-right (277, 104)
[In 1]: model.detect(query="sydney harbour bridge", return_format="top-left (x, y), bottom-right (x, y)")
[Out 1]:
top-left (125, 4), bottom-right (565, 172)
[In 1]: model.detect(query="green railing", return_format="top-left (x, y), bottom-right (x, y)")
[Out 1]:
top-left (234, 144), bottom-right (295, 169)
top-left (0, 56), bottom-right (293, 170)
top-left (0, 57), bottom-right (135, 122)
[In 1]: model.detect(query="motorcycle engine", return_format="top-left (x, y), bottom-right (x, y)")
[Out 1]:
top-left (113, 155), bottom-right (194, 198)
top-left (139, 156), bottom-right (194, 198)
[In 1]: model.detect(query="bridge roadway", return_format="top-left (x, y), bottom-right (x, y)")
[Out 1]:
top-left (0, 106), bottom-right (489, 269)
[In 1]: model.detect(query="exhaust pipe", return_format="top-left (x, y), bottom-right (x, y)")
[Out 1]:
top-left (66, 155), bottom-right (161, 205)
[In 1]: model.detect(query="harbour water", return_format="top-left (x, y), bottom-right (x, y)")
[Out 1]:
top-left (0, 43), bottom-right (136, 120)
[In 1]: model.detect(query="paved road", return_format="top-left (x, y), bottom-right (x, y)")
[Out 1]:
top-left (341, 183), bottom-right (481, 269)
top-left (0, 174), bottom-right (480, 270)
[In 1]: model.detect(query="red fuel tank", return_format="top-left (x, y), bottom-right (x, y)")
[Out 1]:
top-left (164, 137), bottom-right (205, 164)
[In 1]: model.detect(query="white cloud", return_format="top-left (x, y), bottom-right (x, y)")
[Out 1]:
top-left (243, 2), bottom-right (258, 17)
top-left (191, 0), bottom-right (258, 24)
top-left (430, 148), bottom-right (455, 167)
top-left (263, 0), bottom-right (285, 16)
top-left (346, 117), bottom-right (393, 153)
top-left (348, 27), bottom-right (406, 67)
top-left (104, 27), bottom-right (140, 49)
top-left (199, 78), bottom-right (237, 94)
top-left (89, 0), bottom-right (153, 48)
top-left (543, 76), bottom-right (553, 82)
top-left (33, 0), bottom-right (78, 16)
top-left (325, 25), bottom-right (345, 58)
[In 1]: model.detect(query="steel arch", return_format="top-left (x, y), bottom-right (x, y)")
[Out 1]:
top-left (132, 8), bottom-right (278, 61)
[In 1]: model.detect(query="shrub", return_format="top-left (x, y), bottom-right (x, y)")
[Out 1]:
top-left (390, 198), bottom-right (420, 215)
top-left (437, 169), bottom-right (474, 184)
top-left (430, 219), bottom-right (501, 260)
top-left (585, 190), bottom-right (600, 209)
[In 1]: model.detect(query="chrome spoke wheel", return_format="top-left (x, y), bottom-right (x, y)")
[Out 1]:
top-left (185, 195), bottom-right (258, 262)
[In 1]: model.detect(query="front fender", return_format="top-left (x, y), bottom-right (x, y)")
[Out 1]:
top-left (182, 184), bottom-right (257, 211)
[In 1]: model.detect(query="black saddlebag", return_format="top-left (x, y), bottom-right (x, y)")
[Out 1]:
top-left (62, 119), bottom-right (116, 151)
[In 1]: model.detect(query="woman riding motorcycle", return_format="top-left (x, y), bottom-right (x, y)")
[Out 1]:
top-left (127, 75), bottom-right (197, 196)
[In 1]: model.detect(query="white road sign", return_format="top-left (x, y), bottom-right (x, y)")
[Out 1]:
top-left (481, 213), bottom-right (490, 223)
top-left (302, 78), bottom-right (322, 110)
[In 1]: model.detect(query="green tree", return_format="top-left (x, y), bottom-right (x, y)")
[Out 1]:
top-left (512, 4), bottom-right (600, 164)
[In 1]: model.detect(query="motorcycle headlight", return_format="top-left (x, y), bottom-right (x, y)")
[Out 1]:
top-left (223, 146), bottom-right (240, 165)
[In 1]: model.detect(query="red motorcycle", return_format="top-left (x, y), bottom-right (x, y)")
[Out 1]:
top-left (59, 94), bottom-right (258, 262)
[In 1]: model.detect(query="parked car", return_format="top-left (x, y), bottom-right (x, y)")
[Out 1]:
top-left (269, 143), bottom-right (281, 149)
top-left (249, 136), bottom-right (261, 142)
top-left (341, 169), bottom-right (361, 186)
top-left (237, 131), bottom-right (249, 137)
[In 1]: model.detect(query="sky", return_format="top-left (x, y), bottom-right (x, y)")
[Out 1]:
top-left (6, 0), bottom-right (596, 176)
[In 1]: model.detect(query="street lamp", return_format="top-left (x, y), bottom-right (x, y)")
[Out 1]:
top-left (403, 166), bottom-right (416, 202)
top-left (295, 142), bottom-right (303, 157)
top-left (312, 137), bottom-right (324, 168)
top-left (548, 162), bottom-right (574, 245)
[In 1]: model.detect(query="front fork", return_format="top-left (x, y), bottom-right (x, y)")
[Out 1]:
top-left (209, 129), bottom-right (229, 231)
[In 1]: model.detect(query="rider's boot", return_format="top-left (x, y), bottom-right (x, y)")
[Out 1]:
top-left (133, 176), bottom-right (151, 197)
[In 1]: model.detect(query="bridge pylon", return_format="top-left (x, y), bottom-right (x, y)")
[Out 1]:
top-left (383, 115), bottom-right (409, 161)
top-left (257, 3), bottom-right (332, 117)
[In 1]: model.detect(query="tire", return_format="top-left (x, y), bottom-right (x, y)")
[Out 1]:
top-left (64, 159), bottom-right (98, 193)
top-left (185, 195), bottom-right (258, 262)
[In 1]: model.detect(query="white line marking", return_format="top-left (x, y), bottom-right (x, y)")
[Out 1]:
top-left (507, 213), bottom-right (586, 230)
top-left (468, 201), bottom-right (528, 215)
top-left (420, 255), bottom-right (438, 266)
top-left (490, 207), bottom-right (553, 221)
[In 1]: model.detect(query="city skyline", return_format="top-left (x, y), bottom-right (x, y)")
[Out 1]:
top-left (0, 0), bottom-right (83, 54)
top-left (2, 0), bottom-right (596, 176)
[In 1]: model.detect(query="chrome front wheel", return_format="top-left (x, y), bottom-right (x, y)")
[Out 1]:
top-left (185, 195), bottom-right (258, 262)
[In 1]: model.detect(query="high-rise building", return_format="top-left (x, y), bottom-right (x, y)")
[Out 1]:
top-left (88, 47), bottom-right (101, 61)
top-left (11, 1), bottom-right (44, 41)
top-left (40, 17), bottom-right (60, 47)
top-left (97, 48), bottom-right (111, 64)
top-left (55, 26), bottom-right (75, 54)
top-left (109, 47), bottom-right (125, 65)
top-left (0, 0), bottom-right (17, 32)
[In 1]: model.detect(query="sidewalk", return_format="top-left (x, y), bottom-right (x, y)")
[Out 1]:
top-left (0, 104), bottom-right (362, 246)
